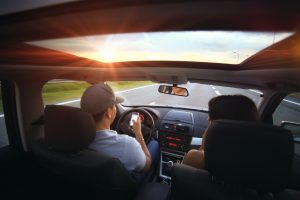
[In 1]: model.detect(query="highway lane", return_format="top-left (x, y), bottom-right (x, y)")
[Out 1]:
top-left (118, 84), bottom-right (221, 109)
top-left (0, 83), bottom-right (299, 148)
top-left (118, 84), bottom-right (262, 109)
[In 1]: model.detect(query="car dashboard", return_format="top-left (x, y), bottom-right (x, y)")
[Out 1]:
top-left (117, 105), bottom-right (209, 181)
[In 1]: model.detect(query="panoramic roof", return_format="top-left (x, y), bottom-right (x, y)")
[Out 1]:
top-left (28, 31), bottom-right (292, 64)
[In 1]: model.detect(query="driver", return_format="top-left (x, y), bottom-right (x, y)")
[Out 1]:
top-left (80, 83), bottom-right (158, 173)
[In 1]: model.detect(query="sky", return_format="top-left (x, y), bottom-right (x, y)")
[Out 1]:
top-left (27, 31), bottom-right (293, 64)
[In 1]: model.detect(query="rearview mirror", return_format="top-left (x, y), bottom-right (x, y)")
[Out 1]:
top-left (158, 85), bottom-right (189, 97)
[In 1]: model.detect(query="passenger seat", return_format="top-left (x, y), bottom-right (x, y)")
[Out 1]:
top-left (170, 120), bottom-right (299, 200)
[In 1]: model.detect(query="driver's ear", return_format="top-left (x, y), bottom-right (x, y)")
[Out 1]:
top-left (105, 107), bottom-right (113, 119)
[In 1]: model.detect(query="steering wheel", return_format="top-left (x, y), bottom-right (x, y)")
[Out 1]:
top-left (116, 108), bottom-right (155, 144)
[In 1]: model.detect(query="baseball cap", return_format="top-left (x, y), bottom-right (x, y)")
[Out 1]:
top-left (80, 83), bottom-right (124, 115)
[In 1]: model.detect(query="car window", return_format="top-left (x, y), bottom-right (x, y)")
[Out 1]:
top-left (42, 80), bottom-right (152, 108)
top-left (0, 80), bottom-right (9, 148)
top-left (42, 80), bottom-right (263, 112)
top-left (42, 80), bottom-right (90, 107)
top-left (273, 93), bottom-right (300, 157)
top-left (273, 93), bottom-right (300, 126)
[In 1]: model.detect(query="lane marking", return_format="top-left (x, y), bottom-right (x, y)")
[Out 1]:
top-left (248, 90), bottom-right (299, 106)
top-left (0, 84), bottom-right (157, 117)
top-left (116, 84), bottom-right (157, 94)
top-left (56, 99), bottom-right (80, 105)
top-left (210, 85), bottom-right (221, 96)
top-left (215, 90), bottom-right (221, 96)
top-left (53, 84), bottom-right (157, 106)
top-left (283, 99), bottom-right (300, 106)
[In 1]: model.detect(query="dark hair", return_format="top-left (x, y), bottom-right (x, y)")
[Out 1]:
top-left (208, 95), bottom-right (259, 122)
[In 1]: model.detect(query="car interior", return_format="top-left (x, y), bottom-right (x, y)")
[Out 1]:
top-left (1, 0), bottom-right (300, 199)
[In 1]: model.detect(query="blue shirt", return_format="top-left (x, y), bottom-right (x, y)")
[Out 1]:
top-left (88, 130), bottom-right (146, 172)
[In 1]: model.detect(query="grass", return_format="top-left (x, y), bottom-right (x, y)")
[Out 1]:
top-left (42, 81), bottom-right (91, 104)
top-left (42, 81), bottom-right (153, 105)
top-left (290, 92), bottom-right (300, 99)
top-left (107, 81), bottom-right (153, 92)
top-left (0, 81), bottom-right (153, 113)
top-left (0, 83), bottom-right (298, 113)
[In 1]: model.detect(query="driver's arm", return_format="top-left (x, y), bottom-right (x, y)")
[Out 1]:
top-left (132, 117), bottom-right (152, 172)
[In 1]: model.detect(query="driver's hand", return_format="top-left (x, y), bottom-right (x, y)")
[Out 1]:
top-left (132, 116), bottom-right (143, 137)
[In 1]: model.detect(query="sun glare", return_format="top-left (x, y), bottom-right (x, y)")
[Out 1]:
top-left (98, 47), bottom-right (116, 63)
top-left (27, 31), bottom-right (293, 64)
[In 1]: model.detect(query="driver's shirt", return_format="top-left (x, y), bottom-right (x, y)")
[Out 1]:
top-left (88, 129), bottom-right (146, 172)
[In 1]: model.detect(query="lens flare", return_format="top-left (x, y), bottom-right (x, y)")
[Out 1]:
top-left (98, 47), bottom-right (116, 63)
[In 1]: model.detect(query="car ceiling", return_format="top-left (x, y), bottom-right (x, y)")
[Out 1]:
top-left (0, 0), bottom-right (300, 90)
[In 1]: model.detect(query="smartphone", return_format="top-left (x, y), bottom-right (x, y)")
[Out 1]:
top-left (130, 112), bottom-right (139, 126)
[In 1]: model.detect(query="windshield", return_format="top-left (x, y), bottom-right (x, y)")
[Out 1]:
top-left (41, 80), bottom-right (263, 110)
top-left (108, 82), bottom-right (263, 110)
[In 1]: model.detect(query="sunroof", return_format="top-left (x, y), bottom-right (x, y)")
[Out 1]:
top-left (27, 31), bottom-right (292, 64)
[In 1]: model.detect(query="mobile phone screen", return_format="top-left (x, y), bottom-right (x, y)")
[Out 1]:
top-left (130, 112), bottom-right (139, 126)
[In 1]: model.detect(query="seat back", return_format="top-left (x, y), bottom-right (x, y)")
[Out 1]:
top-left (44, 105), bottom-right (96, 153)
top-left (171, 120), bottom-right (294, 200)
top-left (205, 120), bottom-right (294, 192)
top-left (32, 105), bottom-right (137, 198)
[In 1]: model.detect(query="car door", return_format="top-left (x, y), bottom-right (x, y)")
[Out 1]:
top-left (273, 92), bottom-right (300, 189)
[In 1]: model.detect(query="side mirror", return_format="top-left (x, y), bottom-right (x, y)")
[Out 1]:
top-left (158, 85), bottom-right (189, 97)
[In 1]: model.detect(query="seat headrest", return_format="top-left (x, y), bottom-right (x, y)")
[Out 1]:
top-left (44, 105), bottom-right (96, 154)
top-left (204, 120), bottom-right (294, 192)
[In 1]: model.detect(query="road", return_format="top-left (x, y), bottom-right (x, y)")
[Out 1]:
top-left (116, 84), bottom-right (263, 109)
top-left (56, 84), bottom-right (263, 109)
top-left (0, 83), bottom-right (299, 147)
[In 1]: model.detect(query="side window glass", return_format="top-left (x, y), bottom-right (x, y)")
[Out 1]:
top-left (42, 80), bottom-right (90, 107)
top-left (273, 93), bottom-right (300, 156)
top-left (0, 80), bottom-right (9, 148)
top-left (42, 80), bottom-right (152, 107)
top-left (273, 93), bottom-right (300, 126)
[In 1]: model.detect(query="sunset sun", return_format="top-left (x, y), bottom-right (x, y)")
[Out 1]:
top-left (98, 47), bottom-right (116, 63)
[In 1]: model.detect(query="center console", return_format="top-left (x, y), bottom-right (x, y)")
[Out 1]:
top-left (158, 110), bottom-right (194, 180)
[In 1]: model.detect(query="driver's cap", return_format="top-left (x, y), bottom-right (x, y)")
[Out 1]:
top-left (80, 83), bottom-right (124, 116)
